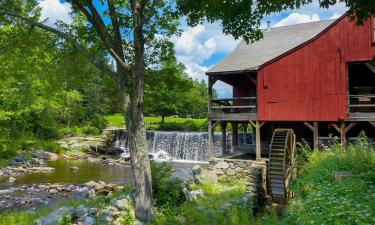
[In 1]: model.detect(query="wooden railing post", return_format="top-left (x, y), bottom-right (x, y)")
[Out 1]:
top-left (255, 121), bottom-right (261, 161)
top-left (220, 122), bottom-right (227, 156)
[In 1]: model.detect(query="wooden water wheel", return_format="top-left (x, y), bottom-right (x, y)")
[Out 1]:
top-left (268, 129), bottom-right (297, 204)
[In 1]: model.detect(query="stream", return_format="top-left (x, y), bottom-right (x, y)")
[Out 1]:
top-left (0, 159), bottom-right (199, 211)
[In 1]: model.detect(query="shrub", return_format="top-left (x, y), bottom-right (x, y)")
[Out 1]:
top-left (150, 161), bottom-right (185, 212)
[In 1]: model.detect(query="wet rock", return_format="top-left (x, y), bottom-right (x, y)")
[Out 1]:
top-left (85, 181), bottom-right (97, 189)
top-left (88, 208), bottom-right (97, 215)
top-left (49, 189), bottom-right (58, 194)
top-left (74, 205), bottom-right (89, 218)
top-left (72, 188), bottom-right (89, 199)
top-left (8, 177), bottom-right (16, 183)
top-left (37, 206), bottom-right (73, 225)
top-left (334, 172), bottom-right (353, 183)
top-left (70, 166), bottom-right (79, 171)
top-left (215, 161), bottom-right (229, 169)
top-left (135, 220), bottom-right (145, 225)
top-left (0, 171), bottom-right (4, 176)
top-left (77, 215), bottom-right (95, 225)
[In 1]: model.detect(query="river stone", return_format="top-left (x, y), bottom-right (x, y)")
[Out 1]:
top-left (72, 187), bottom-right (89, 199)
top-left (74, 205), bottom-right (89, 218)
top-left (215, 161), bottom-right (229, 169)
top-left (37, 206), bottom-right (74, 225)
top-left (135, 220), bottom-right (145, 225)
top-left (70, 166), bottom-right (79, 171)
top-left (201, 170), bottom-right (218, 184)
top-left (49, 188), bottom-right (58, 194)
top-left (8, 177), bottom-right (16, 183)
top-left (0, 171), bottom-right (4, 176)
top-left (85, 181), bottom-right (97, 188)
top-left (77, 215), bottom-right (95, 225)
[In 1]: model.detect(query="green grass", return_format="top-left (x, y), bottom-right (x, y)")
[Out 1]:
top-left (283, 134), bottom-right (375, 225)
top-left (105, 113), bottom-right (208, 131)
top-left (152, 181), bottom-right (255, 225)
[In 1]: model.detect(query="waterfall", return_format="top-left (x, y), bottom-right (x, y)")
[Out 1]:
top-left (112, 130), bottom-right (222, 162)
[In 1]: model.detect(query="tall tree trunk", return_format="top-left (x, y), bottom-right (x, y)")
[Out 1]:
top-left (126, 0), bottom-right (153, 222)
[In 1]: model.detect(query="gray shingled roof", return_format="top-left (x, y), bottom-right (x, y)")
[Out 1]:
top-left (207, 19), bottom-right (336, 74)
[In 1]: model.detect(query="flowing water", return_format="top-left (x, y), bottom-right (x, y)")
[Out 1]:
top-left (112, 130), bottom-right (223, 161)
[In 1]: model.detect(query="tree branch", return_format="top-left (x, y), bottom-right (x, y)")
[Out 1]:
top-left (0, 10), bottom-right (117, 77)
top-left (107, 0), bottom-right (125, 60)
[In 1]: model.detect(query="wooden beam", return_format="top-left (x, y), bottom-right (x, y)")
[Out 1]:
top-left (303, 122), bottom-right (314, 132)
top-left (331, 123), bottom-right (341, 133)
top-left (369, 121), bottom-right (375, 127)
top-left (340, 122), bottom-right (346, 146)
top-left (249, 120), bottom-right (256, 127)
top-left (313, 122), bottom-right (318, 150)
top-left (247, 74), bottom-right (257, 85)
top-left (242, 123), bottom-right (248, 145)
top-left (344, 122), bottom-right (357, 133)
top-left (260, 122), bottom-right (265, 128)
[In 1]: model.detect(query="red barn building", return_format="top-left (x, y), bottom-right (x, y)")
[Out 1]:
top-left (207, 15), bottom-right (375, 160)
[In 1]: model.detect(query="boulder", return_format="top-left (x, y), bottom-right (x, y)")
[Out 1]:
top-left (37, 207), bottom-right (74, 225)
top-left (201, 170), bottom-right (218, 184)
top-left (49, 189), bottom-right (58, 194)
top-left (192, 165), bottom-right (202, 183)
top-left (85, 181), bottom-right (97, 189)
top-left (0, 171), bottom-right (4, 176)
top-left (334, 172), bottom-right (353, 183)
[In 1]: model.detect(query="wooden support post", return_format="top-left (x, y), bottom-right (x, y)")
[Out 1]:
top-left (220, 122), bottom-right (227, 156)
top-left (208, 120), bottom-right (213, 159)
top-left (340, 122), bottom-right (346, 146)
top-left (303, 122), bottom-right (319, 149)
top-left (369, 121), bottom-right (375, 128)
top-left (208, 120), bottom-right (218, 159)
top-left (331, 122), bottom-right (357, 146)
top-left (242, 123), bottom-right (248, 144)
top-left (208, 75), bottom-right (217, 114)
top-left (255, 121), bottom-right (261, 161)
top-left (231, 122), bottom-right (238, 146)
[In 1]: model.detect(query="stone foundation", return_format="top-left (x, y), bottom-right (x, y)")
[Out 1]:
top-left (208, 158), bottom-right (267, 208)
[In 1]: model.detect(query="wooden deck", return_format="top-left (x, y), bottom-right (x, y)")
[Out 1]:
top-left (208, 112), bottom-right (257, 121)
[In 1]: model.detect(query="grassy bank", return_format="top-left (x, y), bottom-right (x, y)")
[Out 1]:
top-left (283, 134), bottom-right (375, 224)
top-left (105, 113), bottom-right (208, 131)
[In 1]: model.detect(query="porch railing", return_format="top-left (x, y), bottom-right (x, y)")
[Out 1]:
top-left (348, 94), bottom-right (375, 113)
top-left (210, 96), bottom-right (257, 114)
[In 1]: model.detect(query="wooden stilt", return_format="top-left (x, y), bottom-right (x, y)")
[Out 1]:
top-left (242, 123), bottom-right (248, 144)
top-left (303, 122), bottom-right (319, 149)
top-left (231, 122), bottom-right (238, 146)
top-left (331, 122), bottom-right (357, 146)
top-left (220, 122), bottom-right (227, 156)
top-left (255, 121), bottom-right (261, 161)
top-left (208, 120), bottom-right (213, 159)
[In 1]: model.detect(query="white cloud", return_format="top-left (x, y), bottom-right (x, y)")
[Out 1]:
top-left (173, 23), bottom-right (238, 83)
top-left (329, 12), bottom-right (342, 19)
top-left (39, 0), bottom-right (72, 26)
top-left (273, 13), bottom-right (320, 27)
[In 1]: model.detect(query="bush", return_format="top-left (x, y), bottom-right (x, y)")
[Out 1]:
top-left (284, 133), bottom-right (375, 225)
top-left (150, 161), bottom-right (185, 212)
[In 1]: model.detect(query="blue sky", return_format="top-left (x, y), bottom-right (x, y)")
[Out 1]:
top-left (39, 0), bottom-right (347, 97)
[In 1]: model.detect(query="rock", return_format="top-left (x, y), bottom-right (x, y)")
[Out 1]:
top-left (8, 177), bottom-right (16, 183)
top-left (88, 208), bottom-right (97, 215)
top-left (111, 197), bottom-right (130, 210)
top-left (183, 187), bottom-right (204, 202)
top-left (74, 205), bottom-right (89, 218)
top-left (192, 165), bottom-right (202, 183)
top-left (85, 181), bottom-right (97, 189)
top-left (77, 216), bottom-right (95, 225)
top-left (70, 166), bottom-right (79, 171)
top-left (201, 170), bottom-right (218, 184)
top-left (0, 171), bottom-right (4, 176)
top-left (49, 189), bottom-right (58, 194)
top-left (72, 187), bottom-right (89, 199)
top-left (220, 202), bottom-right (232, 212)
top-left (226, 168), bottom-right (236, 176)
top-left (37, 207), bottom-right (73, 225)
top-left (215, 161), bottom-right (229, 169)
top-left (334, 172), bottom-right (353, 182)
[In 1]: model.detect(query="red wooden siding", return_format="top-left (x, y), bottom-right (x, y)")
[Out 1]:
top-left (257, 16), bottom-right (375, 121)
